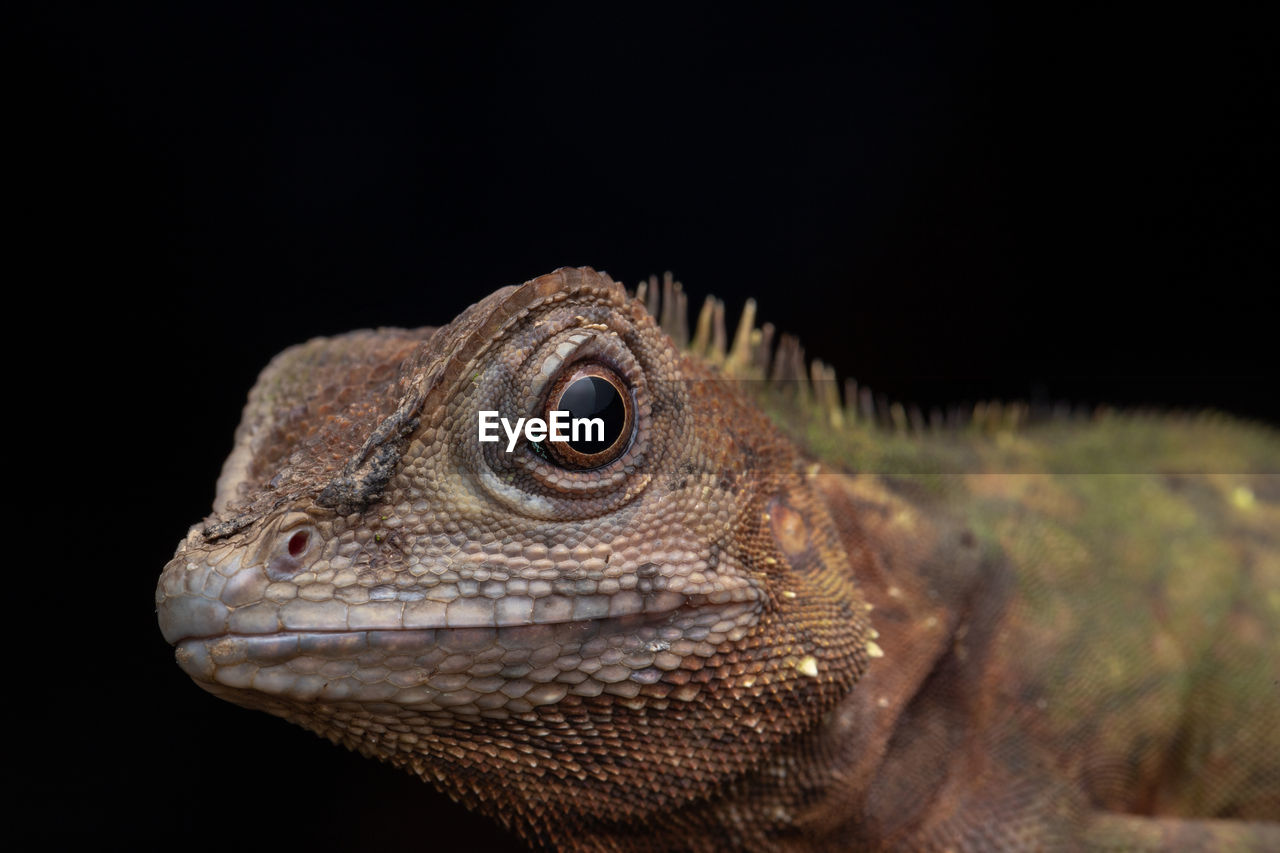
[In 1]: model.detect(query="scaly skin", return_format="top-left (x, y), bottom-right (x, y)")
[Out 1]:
top-left (157, 267), bottom-right (1279, 849)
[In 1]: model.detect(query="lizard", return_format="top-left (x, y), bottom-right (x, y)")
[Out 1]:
top-left (156, 266), bottom-right (1280, 850)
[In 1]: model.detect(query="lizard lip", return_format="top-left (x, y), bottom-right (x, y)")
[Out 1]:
top-left (161, 590), bottom-right (755, 646)
top-left (174, 608), bottom-right (693, 671)
top-left (171, 599), bottom-right (760, 707)
top-left (157, 554), bottom-right (759, 646)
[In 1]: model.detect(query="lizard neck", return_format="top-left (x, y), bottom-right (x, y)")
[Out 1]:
top-left (765, 468), bottom-right (1005, 848)
top-left (542, 468), bottom-right (1001, 850)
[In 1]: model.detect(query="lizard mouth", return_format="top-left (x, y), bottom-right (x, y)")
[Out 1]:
top-left (161, 555), bottom-right (762, 713)
top-left (173, 598), bottom-right (759, 713)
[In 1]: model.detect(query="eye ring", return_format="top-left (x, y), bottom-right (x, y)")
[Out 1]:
top-left (543, 363), bottom-right (635, 470)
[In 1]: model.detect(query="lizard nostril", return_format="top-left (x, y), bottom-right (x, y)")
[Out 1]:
top-left (267, 525), bottom-right (316, 581)
top-left (287, 530), bottom-right (310, 557)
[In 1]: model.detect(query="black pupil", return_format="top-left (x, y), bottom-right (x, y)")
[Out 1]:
top-left (559, 375), bottom-right (627, 455)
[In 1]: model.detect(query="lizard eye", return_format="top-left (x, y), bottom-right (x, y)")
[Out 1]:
top-left (544, 364), bottom-right (635, 469)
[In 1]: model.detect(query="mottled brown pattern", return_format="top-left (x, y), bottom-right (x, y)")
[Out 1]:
top-left (158, 268), bottom-right (1279, 849)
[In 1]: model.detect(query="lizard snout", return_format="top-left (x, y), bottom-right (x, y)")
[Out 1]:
top-left (155, 551), bottom-right (239, 645)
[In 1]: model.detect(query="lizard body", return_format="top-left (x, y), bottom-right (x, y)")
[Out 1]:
top-left (157, 268), bottom-right (1279, 849)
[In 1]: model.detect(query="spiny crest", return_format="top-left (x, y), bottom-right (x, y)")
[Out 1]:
top-left (630, 272), bottom-right (1038, 438)
top-left (628, 272), bottom-right (1265, 439)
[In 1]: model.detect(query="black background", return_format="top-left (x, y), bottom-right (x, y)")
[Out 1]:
top-left (17, 3), bottom-right (1274, 849)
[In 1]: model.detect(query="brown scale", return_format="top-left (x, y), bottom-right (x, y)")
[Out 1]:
top-left (159, 267), bottom-right (1280, 850)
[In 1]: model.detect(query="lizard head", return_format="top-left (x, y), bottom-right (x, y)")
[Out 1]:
top-left (157, 267), bottom-right (871, 839)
